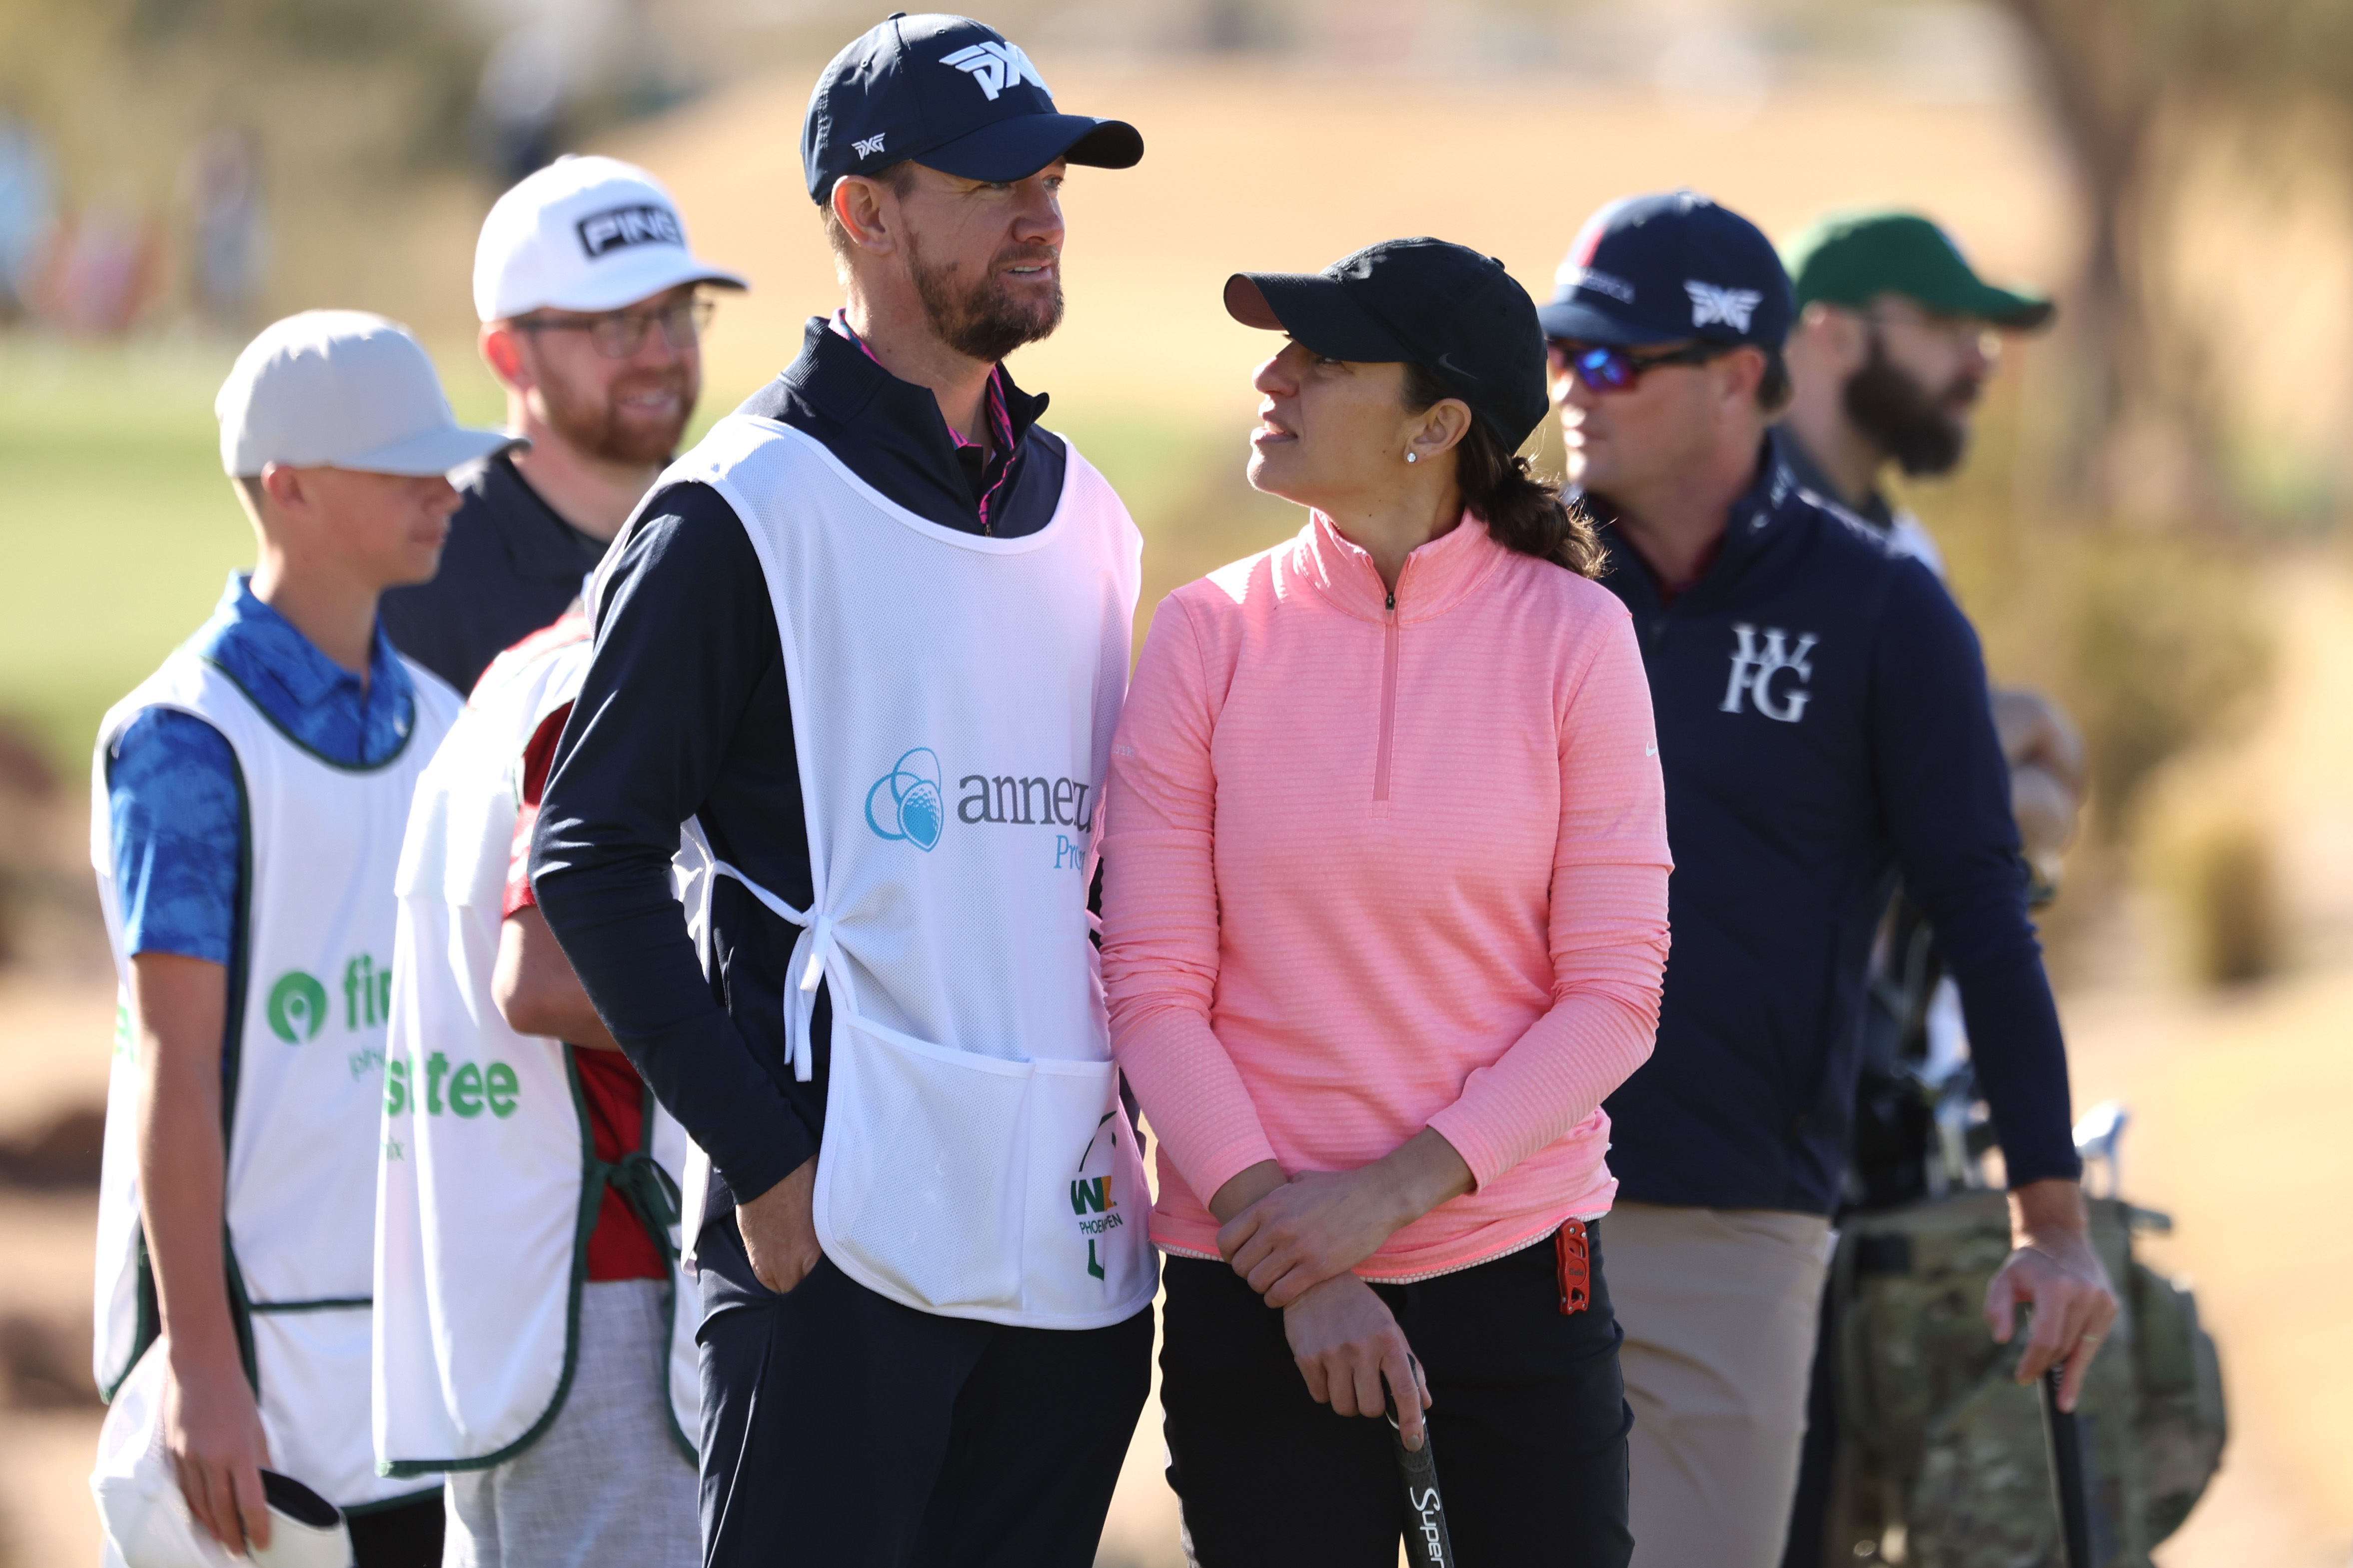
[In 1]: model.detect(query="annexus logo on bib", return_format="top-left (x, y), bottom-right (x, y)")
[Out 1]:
top-left (866, 747), bottom-right (946, 850)
top-left (939, 39), bottom-right (1048, 101)
top-left (266, 970), bottom-right (329, 1043)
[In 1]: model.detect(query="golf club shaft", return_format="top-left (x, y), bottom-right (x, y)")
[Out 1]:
top-left (2040, 1362), bottom-right (2093, 1568)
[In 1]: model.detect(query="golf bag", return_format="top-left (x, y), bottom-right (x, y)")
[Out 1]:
top-left (1784, 898), bottom-right (2226, 1568)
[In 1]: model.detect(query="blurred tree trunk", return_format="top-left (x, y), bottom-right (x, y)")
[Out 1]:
top-left (1995, 0), bottom-right (2184, 514)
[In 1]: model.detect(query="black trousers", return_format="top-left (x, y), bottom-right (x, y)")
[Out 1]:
top-left (1162, 1226), bottom-right (1633, 1568)
top-left (346, 1493), bottom-right (443, 1568)
top-left (694, 1214), bottom-right (1153, 1568)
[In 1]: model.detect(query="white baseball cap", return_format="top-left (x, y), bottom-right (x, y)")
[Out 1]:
top-left (216, 310), bottom-right (521, 479)
top-left (473, 154), bottom-right (748, 322)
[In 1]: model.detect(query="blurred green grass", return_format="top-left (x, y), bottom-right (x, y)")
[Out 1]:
top-left (0, 338), bottom-right (1297, 779)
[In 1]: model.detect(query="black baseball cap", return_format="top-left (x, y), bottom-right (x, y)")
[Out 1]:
top-left (1224, 238), bottom-right (1550, 452)
top-left (803, 13), bottom-right (1143, 206)
top-left (1538, 189), bottom-right (1794, 350)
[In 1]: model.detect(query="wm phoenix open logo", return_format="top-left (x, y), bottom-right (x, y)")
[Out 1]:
top-left (940, 39), bottom-right (1049, 102)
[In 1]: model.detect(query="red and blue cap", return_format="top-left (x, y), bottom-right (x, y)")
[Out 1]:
top-left (802, 12), bottom-right (1143, 206)
top-left (1538, 189), bottom-right (1794, 350)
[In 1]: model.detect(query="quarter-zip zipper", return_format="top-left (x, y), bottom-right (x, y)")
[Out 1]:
top-left (1373, 588), bottom-right (1398, 802)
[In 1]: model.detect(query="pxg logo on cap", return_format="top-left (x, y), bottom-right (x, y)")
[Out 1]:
top-left (939, 38), bottom-right (1047, 101)
top-left (1538, 189), bottom-right (1793, 350)
top-left (577, 203), bottom-right (685, 260)
top-left (802, 13), bottom-right (1141, 206)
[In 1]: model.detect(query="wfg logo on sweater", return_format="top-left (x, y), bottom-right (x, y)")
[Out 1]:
top-left (1719, 624), bottom-right (1818, 724)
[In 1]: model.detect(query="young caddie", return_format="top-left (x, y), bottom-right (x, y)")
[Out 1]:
top-left (372, 606), bottom-right (698, 1566)
top-left (530, 14), bottom-right (1154, 1565)
top-left (89, 312), bottom-right (512, 1568)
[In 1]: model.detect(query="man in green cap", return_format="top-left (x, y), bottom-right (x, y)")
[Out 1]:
top-left (1778, 206), bottom-right (2082, 879)
top-left (1778, 208), bottom-right (2049, 569)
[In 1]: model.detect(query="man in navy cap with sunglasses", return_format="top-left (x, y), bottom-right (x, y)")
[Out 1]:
top-left (1539, 190), bottom-right (2117, 1567)
top-left (529, 14), bottom-right (1151, 1567)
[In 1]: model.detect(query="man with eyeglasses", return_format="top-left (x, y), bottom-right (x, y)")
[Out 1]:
top-left (1538, 190), bottom-right (2116, 1568)
top-left (378, 155), bottom-right (746, 694)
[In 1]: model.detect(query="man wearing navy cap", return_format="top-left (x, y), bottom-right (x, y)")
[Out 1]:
top-left (1538, 191), bottom-right (2117, 1567)
top-left (530, 15), bottom-right (1151, 1567)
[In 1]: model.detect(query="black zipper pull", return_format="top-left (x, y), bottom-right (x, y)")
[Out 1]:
top-left (1387, 590), bottom-right (1396, 613)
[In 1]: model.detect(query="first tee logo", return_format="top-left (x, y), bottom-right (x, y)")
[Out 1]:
top-left (266, 970), bottom-right (328, 1043)
top-left (266, 957), bottom-right (394, 1081)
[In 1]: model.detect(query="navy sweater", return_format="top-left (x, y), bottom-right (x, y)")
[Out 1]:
top-left (530, 318), bottom-right (1066, 1215)
top-left (1596, 437), bottom-right (2080, 1213)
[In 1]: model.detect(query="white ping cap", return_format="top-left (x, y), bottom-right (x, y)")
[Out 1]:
top-left (473, 154), bottom-right (748, 322)
top-left (216, 310), bottom-right (520, 479)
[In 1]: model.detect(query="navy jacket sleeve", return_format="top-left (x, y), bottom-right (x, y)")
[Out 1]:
top-left (530, 492), bottom-right (814, 1206)
top-left (1869, 564), bottom-right (2082, 1188)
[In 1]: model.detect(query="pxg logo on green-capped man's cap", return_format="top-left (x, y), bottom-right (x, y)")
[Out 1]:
top-left (1781, 209), bottom-right (2053, 330)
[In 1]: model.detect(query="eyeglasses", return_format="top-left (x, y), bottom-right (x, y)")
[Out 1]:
top-left (1546, 338), bottom-right (1735, 393)
top-left (516, 296), bottom-right (713, 359)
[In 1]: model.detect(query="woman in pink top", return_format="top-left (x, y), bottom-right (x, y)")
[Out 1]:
top-left (1103, 239), bottom-right (1670, 1565)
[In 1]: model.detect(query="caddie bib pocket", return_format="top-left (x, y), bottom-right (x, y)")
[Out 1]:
top-left (816, 1016), bottom-right (1031, 1312)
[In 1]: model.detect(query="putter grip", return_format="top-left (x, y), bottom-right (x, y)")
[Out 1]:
top-left (1391, 1418), bottom-right (1458, 1568)
top-left (2039, 1364), bottom-right (2094, 1568)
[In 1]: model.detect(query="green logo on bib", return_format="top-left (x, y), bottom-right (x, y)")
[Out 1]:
top-left (265, 970), bottom-right (329, 1043)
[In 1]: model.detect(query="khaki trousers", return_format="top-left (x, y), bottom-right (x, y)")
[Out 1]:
top-left (1606, 1202), bottom-right (1831, 1568)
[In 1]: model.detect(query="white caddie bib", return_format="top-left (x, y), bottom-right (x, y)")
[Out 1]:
top-left (665, 415), bottom-right (1154, 1329)
top-left (89, 648), bottom-right (458, 1510)
top-left (372, 623), bottom-right (699, 1475)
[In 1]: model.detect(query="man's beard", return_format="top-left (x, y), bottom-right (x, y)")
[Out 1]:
top-left (539, 364), bottom-right (693, 468)
top-left (908, 231), bottom-right (1064, 364)
top-left (1842, 331), bottom-right (1978, 478)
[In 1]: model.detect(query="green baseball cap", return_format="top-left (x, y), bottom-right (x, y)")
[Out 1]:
top-left (1782, 208), bottom-right (2053, 330)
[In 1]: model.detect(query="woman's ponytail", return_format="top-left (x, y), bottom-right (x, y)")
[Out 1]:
top-left (1402, 361), bottom-right (1604, 579)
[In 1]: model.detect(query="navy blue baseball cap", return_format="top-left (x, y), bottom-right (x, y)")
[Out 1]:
top-left (803, 13), bottom-right (1143, 206)
top-left (1538, 190), bottom-right (1794, 350)
top-left (1224, 238), bottom-right (1550, 452)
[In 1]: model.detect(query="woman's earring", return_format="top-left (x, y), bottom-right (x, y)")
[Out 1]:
top-left (1405, 451), bottom-right (1418, 464)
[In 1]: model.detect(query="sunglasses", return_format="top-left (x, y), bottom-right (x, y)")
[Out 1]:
top-left (1546, 338), bottom-right (1735, 393)
top-left (517, 296), bottom-right (714, 359)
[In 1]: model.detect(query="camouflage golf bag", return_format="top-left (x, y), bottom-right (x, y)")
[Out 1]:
top-left (1814, 1181), bottom-right (2226, 1567)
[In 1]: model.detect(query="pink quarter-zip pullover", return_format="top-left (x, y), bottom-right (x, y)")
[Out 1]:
top-left (1102, 512), bottom-right (1672, 1281)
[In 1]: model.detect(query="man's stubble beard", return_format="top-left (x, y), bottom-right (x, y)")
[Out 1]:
top-left (907, 229), bottom-right (1064, 365)
top-left (1842, 330), bottom-right (1976, 478)
top-left (537, 358), bottom-right (695, 469)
